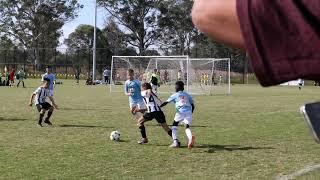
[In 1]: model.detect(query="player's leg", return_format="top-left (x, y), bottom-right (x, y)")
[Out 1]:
top-left (183, 112), bottom-right (195, 149)
top-left (130, 102), bottom-right (144, 120)
top-left (169, 113), bottom-right (183, 148)
top-left (156, 111), bottom-right (172, 137)
top-left (17, 80), bottom-right (20, 87)
top-left (137, 114), bottom-right (149, 144)
top-left (192, 0), bottom-right (245, 49)
top-left (44, 103), bottom-right (54, 125)
top-left (37, 105), bottom-right (46, 127)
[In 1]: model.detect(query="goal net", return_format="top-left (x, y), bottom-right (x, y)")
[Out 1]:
top-left (110, 56), bottom-right (230, 95)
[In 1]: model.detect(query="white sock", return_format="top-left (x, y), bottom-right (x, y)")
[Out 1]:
top-left (185, 128), bottom-right (192, 142)
top-left (172, 126), bottom-right (178, 141)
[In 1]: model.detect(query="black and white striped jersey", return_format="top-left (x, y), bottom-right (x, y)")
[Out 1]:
top-left (33, 87), bottom-right (51, 105)
top-left (141, 90), bottom-right (161, 113)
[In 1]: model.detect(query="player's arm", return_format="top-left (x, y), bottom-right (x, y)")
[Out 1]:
top-left (124, 82), bottom-right (131, 96)
top-left (49, 96), bottom-right (58, 109)
top-left (29, 93), bottom-right (35, 106)
top-left (160, 94), bottom-right (175, 107)
top-left (191, 103), bottom-right (195, 113)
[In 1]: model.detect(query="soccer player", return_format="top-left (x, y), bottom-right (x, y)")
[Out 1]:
top-left (133, 82), bottom-right (173, 144)
top-left (124, 69), bottom-right (147, 138)
top-left (16, 68), bottom-right (26, 88)
top-left (149, 69), bottom-right (160, 95)
top-left (298, 79), bottom-right (304, 90)
top-left (41, 66), bottom-right (55, 96)
top-left (161, 81), bottom-right (195, 149)
top-left (29, 78), bottom-right (58, 127)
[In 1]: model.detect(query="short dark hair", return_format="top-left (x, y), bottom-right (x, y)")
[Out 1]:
top-left (175, 81), bottom-right (184, 92)
top-left (46, 66), bottom-right (52, 69)
top-left (142, 82), bottom-right (152, 90)
top-left (128, 68), bottom-right (134, 74)
top-left (43, 78), bottom-right (51, 83)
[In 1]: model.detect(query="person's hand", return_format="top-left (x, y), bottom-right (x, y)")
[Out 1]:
top-left (29, 103), bottom-right (32, 107)
top-left (53, 104), bottom-right (59, 110)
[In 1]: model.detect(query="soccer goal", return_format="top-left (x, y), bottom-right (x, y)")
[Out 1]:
top-left (110, 56), bottom-right (230, 95)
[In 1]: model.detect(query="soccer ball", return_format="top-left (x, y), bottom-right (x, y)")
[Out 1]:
top-left (110, 130), bottom-right (121, 141)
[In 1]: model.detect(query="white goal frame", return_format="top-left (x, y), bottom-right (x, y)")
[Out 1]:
top-left (109, 56), bottom-right (231, 95)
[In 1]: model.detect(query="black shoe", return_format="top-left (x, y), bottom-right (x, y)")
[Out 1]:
top-left (44, 120), bottom-right (53, 126)
top-left (37, 123), bottom-right (43, 127)
top-left (300, 102), bottom-right (320, 143)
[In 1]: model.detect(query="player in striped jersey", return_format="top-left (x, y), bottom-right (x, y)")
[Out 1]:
top-left (133, 83), bottom-right (172, 144)
top-left (29, 78), bottom-right (58, 127)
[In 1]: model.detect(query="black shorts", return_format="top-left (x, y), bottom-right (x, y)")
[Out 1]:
top-left (143, 111), bottom-right (166, 124)
top-left (36, 102), bottom-right (52, 112)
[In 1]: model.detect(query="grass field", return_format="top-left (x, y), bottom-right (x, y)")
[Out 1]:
top-left (1, 79), bottom-right (320, 179)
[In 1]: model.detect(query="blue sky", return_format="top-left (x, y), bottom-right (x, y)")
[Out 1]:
top-left (59, 0), bottom-right (106, 47)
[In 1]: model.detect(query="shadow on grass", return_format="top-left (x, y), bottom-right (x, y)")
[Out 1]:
top-left (197, 144), bottom-right (275, 153)
top-left (0, 117), bottom-right (28, 122)
top-left (60, 108), bottom-right (111, 111)
top-left (59, 124), bottom-right (114, 129)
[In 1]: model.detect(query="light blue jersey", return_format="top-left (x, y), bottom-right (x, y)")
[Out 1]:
top-left (124, 79), bottom-right (143, 104)
top-left (166, 91), bottom-right (194, 113)
top-left (42, 73), bottom-right (55, 90)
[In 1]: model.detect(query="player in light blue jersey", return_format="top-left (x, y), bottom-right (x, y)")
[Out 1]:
top-left (41, 66), bottom-right (56, 96)
top-left (124, 69), bottom-right (147, 143)
top-left (161, 81), bottom-right (195, 149)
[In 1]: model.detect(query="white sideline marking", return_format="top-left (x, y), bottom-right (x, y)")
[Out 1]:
top-left (276, 164), bottom-right (320, 180)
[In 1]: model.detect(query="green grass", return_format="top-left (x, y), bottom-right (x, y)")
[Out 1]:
top-left (1, 79), bottom-right (320, 179)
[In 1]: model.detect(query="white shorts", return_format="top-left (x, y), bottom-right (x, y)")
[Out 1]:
top-left (129, 100), bottom-right (146, 110)
top-left (174, 112), bottom-right (193, 125)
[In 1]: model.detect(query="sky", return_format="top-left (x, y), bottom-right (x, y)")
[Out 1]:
top-left (59, 0), bottom-right (107, 48)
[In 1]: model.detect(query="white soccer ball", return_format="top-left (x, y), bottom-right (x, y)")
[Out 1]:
top-left (110, 130), bottom-right (121, 141)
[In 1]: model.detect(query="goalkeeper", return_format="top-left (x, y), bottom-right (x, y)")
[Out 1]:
top-left (149, 69), bottom-right (160, 95)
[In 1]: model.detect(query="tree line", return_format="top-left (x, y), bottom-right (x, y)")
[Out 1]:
top-left (0, 0), bottom-right (250, 75)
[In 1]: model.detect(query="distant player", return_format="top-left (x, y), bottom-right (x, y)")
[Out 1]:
top-left (16, 68), bottom-right (26, 88)
top-left (150, 69), bottom-right (160, 95)
top-left (298, 79), bottom-right (304, 90)
top-left (41, 66), bottom-right (55, 96)
top-left (133, 83), bottom-right (173, 144)
top-left (124, 69), bottom-right (147, 142)
top-left (161, 81), bottom-right (195, 149)
top-left (29, 78), bottom-right (58, 127)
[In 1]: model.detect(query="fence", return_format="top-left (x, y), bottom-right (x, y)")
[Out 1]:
top-left (0, 48), bottom-right (112, 79)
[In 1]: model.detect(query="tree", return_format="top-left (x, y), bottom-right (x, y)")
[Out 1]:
top-left (157, 0), bottom-right (196, 55)
top-left (98, 0), bottom-right (160, 55)
top-left (0, 0), bottom-right (82, 66)
top-left (102, 18), bottom-right (127, 55)
top-left (64, 24), bottom-right (108, 50)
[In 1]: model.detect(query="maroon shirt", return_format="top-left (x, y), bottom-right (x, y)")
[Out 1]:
top-left (237, 0), bottom-right (320, 86)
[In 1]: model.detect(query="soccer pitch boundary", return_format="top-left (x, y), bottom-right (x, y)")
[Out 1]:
top-left (276, 163), bottom-right (320, 180)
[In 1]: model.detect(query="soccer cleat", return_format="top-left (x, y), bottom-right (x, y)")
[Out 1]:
top-left (137, 138), bottom-right (148, 144)
top-left (37, 123), bottom-right (43, 127)
top-left (169, 140), bottom-right (180, 148)
top-left (188, 135), bottom-right (195, 149)
top-left (44, 120), bottom-right (53, 126)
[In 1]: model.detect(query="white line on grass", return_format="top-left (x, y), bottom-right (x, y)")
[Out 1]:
top-left (276, 164), bottom-right (320, 180)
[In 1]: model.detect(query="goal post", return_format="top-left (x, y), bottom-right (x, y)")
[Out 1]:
top-left (110, 56), bottom-right (231, 95)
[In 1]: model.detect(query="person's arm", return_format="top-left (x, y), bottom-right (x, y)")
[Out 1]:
top-left (191, 103), bottom-right (195, 113)
top-left (192, 0), bottom-right (245, 49)
top-left (160, 102), bottom-right (169, 108)
top-left (49, 96), bottom-right (58, 109)
top-left (29, 93), bottom-right (35, 106)
top-left (124, 82), bottom-right (131, 96)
